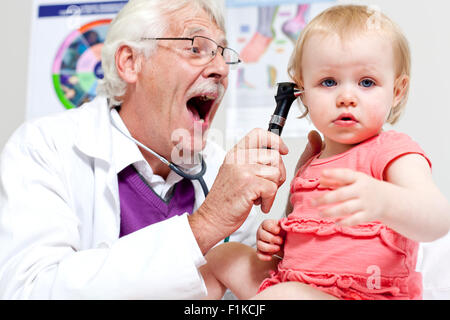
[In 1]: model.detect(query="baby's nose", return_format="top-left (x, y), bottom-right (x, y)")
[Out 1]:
top-left (336, 92), bottom-right (357, 107)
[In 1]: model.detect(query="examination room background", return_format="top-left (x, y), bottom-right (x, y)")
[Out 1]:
top-left (1, 0), bottom-right (449, 223)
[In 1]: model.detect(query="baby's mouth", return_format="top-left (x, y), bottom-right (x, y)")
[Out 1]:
top-left (336, 113), bottom-right (356, 121)
top-left (333, 113), bottom-right (358, 126)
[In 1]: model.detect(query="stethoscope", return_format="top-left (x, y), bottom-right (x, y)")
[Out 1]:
top-left (109, 108), bottom-right (230, 242)
top-left (109, 82), bottom-right (301, 245)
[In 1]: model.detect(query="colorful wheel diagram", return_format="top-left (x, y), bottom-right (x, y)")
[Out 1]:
top-left (52, 19), bottom-right (111, 109)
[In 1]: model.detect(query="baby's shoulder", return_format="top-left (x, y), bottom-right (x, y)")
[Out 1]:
top-left (361, 130), bottom-right (418, 154)
top-left (378, 129), bottom-right (411, 141)
top-left (368, 130), bottom-right (430, 179)
top-left (371, 130), bottom-right (412, 145)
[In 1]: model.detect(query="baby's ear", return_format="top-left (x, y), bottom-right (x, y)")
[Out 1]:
top-left (295, 82), bottom-right (309, 119)
top-left (388, 74), bottom-right (409, 124)
top-left (393, 74), bottom-right (409, 108)
top-left (295, 80), bottom-right (305, 100)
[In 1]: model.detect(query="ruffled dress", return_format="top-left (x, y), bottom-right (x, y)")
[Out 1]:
top-left (258, 131), bottom-right (431, 299)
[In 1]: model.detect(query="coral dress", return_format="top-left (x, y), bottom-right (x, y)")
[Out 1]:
top-left (258, 131), bottom-right (431, 299)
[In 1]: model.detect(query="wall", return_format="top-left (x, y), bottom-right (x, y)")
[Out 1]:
top-left (0, 0), bottom-right (31, 149)
top-left (0, 0), bottom-right (449, 222)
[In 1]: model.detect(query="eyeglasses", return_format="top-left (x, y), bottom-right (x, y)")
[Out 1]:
top-left (141, 36), bottom-right (241, 66)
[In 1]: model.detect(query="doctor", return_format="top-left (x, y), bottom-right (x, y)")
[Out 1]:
top-left (0, 0), bottom-right (296, 299)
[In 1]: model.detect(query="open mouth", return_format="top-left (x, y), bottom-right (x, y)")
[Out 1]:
top-left (336, 113), bottom-right (356, 121)
top-left (334, 113), bottom-right (358, 126)
top-left (186, 94), bottom-right (216, 122)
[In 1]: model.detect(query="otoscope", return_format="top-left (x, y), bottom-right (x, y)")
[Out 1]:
top-left (268, 82), bottom-right (303, 136)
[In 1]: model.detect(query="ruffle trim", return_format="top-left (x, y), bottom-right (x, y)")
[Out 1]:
top-left (258, 268), bottom-right (411, 299)
top-left (282, 217), bottom-right (382, 237)
top-left (280, 217), bottom-right (406, 255)
top-left (290, 177), bottom-right (329, 193)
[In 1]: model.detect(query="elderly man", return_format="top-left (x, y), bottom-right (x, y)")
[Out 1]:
top-left (0, 0), bottom-right (303, 299)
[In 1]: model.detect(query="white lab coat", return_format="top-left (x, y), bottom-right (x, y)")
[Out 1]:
top-left (0, 97), bottom-right (258, 299)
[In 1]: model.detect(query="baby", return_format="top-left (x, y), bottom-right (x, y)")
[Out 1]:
top-left (201, 5), bottom-right (450, 300)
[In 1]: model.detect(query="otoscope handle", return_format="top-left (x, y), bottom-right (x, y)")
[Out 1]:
top-left (268, 122), bottom-right (284, 135)
top-left (268, 82), bottom-right (298, 136)
top-left (254, 82), bottom-right (298, 220)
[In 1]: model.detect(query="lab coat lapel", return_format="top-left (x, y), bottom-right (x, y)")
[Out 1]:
top-left (74, 97), bottom-right (112, 162)
top-left (74, 97), bottom-right (121, 245)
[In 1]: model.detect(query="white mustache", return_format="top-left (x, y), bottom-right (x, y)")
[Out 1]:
top-left (186, 81), bottom-right (225, 101)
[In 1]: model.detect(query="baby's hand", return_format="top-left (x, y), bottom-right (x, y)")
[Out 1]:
top-left (256, 219), bottom-right (285, 261)
top-left (310, 168), bottom-right (387, 226)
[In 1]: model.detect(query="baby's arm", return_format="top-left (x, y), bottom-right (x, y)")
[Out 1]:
top-left (311, 154), bottom-right (450, 242)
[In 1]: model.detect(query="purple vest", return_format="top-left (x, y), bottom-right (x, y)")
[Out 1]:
top-left (118, 165), bottom-right (195, 237)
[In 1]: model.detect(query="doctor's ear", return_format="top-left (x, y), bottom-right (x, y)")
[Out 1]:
top-left (115, 45), bottom-right (141, 84)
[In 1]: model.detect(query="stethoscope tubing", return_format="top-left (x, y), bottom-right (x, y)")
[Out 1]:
top-left (110, 111), bottom-right (229, 242)
top-left (168, 159), bottom-right (209, 197)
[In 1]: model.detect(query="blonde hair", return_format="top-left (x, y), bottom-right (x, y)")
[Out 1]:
top-left (97, 0), bottom-right (225, 107)
top-left (288, 5), bottom-right (411, 124)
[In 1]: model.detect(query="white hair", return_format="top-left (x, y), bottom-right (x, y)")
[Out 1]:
top-left (97, 0), bottom-right (226, 107)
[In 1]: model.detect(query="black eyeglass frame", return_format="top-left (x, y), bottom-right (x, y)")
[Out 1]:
top-left (141, 35), bottom-right (242, 65)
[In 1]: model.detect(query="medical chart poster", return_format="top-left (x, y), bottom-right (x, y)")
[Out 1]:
top-left (26, 0), bottom-right (127, 120)
top-left (225, 0), bottom-right (336, 140)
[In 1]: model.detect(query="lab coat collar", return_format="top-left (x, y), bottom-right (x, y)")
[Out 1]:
top-left (74, 97), bottom-right (114, 163)
top-left (110, 108), bottom-right (144, 174)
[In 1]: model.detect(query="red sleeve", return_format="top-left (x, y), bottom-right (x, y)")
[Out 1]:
top-left (370, 131), bottom-right (432, 181)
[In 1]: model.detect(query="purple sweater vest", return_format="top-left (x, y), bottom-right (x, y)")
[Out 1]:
top-left (118, 165), bottom-right (195, 237)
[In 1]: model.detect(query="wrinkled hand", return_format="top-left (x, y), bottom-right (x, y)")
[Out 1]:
top-left (256, 219), bottom-right (285, 261)
top-left (310, 168), bottom-right (389, 226)
top-left (191, 128), bottom-right (288, 253)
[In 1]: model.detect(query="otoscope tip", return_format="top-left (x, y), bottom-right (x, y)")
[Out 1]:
top-left (294, 90), bottom-right (303, 97)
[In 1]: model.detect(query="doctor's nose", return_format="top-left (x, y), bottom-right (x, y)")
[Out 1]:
top-left (202, 53), bottom-right (230, 83)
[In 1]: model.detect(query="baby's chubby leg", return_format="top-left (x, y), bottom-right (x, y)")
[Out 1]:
top-left (252, 282), bottom-right (338, 300)
top-left (200, 242), bottom-right (279, 299)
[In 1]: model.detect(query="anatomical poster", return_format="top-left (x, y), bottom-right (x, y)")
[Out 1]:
top-left (26, 0), bottom-right (126, 119)
top-left (225, 0), bottom-right (336, 140)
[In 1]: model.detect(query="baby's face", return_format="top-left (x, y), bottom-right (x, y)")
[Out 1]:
top-left (301, 32), bottom-right (400, 147)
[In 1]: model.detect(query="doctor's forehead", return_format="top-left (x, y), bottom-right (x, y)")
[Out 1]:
top-left (164, 4), bottom-right (227, 45)
top-left (185, 26), bottom-right (228, 46)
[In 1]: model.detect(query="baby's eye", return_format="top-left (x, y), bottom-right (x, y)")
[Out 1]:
top-left (360, 79), bottom-right (375, 88)
top-left (321, 79), bottom-right (337, 87)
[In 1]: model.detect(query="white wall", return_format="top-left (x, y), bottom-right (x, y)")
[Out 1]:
top-left (0, 0), bottom-right (31, 149)
top-left (0, 0), bottom-right (449, 222)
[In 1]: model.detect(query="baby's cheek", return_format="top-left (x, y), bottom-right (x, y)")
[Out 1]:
top-left (366, 105), bottom-right (391, 127)
top-left (308, 108), bottom-right (329, 131)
